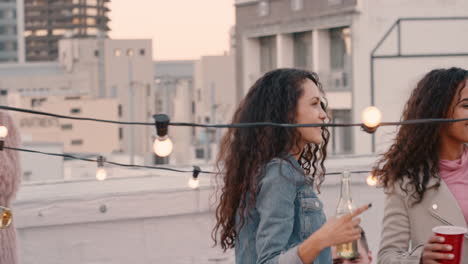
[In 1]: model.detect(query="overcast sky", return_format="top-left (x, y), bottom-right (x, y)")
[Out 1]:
top-left (109, 0), bottom-right (235, 61)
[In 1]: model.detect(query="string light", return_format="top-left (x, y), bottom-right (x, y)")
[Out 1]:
top-left (366, 173), bottom-right (378, 187)
top-left (4, 105), bottom-right (468, 186)
top-left (0, 125), bottom-right (8, 138)
top-left (188, 166), bottom-right (201, 189)
top-left (153, 114), bottom-right (173, 157)
top-left (0, 206), bottom-right (12, 229)
top-left (361, 106), bottom-right (382, 133)
top-left (96, 156), bottom-right (107, 181)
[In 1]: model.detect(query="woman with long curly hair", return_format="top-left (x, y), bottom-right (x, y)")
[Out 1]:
top-left (376, 67), bottom-right (468, 264)
top-left (212, 68), bottom-right (370, 264)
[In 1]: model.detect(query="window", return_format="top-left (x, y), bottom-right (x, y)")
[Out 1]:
top-left (258, 0), bottom-right (269, 17)
top-left (196, 148), bottom-right (205, 159)
top-left (291, 0), bottom-right (303, 11)
top-left (259, 36), bottom-right (277, 73)
top-left (329, 27), bottom-right (351, 90)
top-left (330, 110), bottom-right (352, 154)
top-left (53, 29), bottom-right (66, 35)
top-left (330, 27), bottom-right (351, 70)
top-left (192, 101), bottom-right (196, 114)
top-left (119, 127), bottom-right (123, 140)
top-left (35, 29), bottom-right (47, 36)
top-left (61, 124), bottom-right (73, 130)
top-left (139, 49), bottom-right (145, 56)
top-left (86, 27), bottom-right (98, 35)
top-left (70, 108), bottom-right (81, 114)
top-left (71, 139), bottom-right (83, 145)
top-left (293, 31), bottom-right (312, 69)
top-left (118, 104), bottom-right (122, 117)
top-left (86, 8), bottom-right (98, 16)
top-left (328, 0), bottom-right (343, 5)
top-left (65, 96), bottom-right (81, 100)
top-left (86, 18), bottom-right (95, 25)
top-left (31, 98), bottom-right (46, 107)
top-left (94, 50), bottom-right (99, 57)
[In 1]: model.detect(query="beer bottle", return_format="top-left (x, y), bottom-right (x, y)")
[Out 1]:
top-left (335, 171), bottom-right (359, 259)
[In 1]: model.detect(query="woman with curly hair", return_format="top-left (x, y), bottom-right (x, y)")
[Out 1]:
top-left (212, 68), bottom-right (370, 264)
top-left (376, 67), bottom-right (468, 264)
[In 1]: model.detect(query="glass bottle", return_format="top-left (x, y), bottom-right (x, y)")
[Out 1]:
top-left (335, 171), bottom-right (359, 259)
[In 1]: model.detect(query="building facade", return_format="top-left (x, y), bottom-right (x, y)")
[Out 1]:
top-left (154, 60), bottom-right (196, 165)
top-left (235, 0), bottom-right (468, 155)
top-left (153, 54), bottom-right (236, 166)
top-left (0, 0), bottom-right (25, 62)
top-left (235, 0), bottom-right (355, 155)
top-left (0, 38), bottom-right (155, 164)
top-left (24, 0), bottom-right (110, 61)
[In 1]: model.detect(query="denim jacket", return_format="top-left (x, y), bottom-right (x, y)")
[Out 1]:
top-left (235, 155), bottom-right (332, 264)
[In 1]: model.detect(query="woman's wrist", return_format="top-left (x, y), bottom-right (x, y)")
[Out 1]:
top-left (298, 231), bottom-right (328, 263)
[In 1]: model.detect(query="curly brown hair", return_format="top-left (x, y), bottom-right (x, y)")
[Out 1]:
top-left (211, 68), bottom-right (330, 251)
top-left (372, 67), bottom-right (468, 203)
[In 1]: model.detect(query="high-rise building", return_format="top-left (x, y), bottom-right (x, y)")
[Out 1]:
top-left (24, 0), bottom-right (110, 61)
top-left (0, 0), bottom-right (25, 62)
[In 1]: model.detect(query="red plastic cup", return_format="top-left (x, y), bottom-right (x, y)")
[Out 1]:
top-left (432, 226), bottom-right (467, 264)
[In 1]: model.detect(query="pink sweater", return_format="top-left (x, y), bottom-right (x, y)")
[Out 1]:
top-left (0, 112), bottom-right (21, 264)
top-left (439, 148), bottom-right (468, 224)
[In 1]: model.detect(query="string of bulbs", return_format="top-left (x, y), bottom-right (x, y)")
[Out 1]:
top-left (2, 105), bottom-right (468, 188)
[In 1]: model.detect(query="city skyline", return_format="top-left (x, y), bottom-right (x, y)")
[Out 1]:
top-left (109, 0), bottom-right (235, 61)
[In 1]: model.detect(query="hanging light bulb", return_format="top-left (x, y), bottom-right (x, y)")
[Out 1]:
top-left (0, 206), bottom-right (12, 229)
top-left (96, 156), bottom-right (107, 181)
top-left (366, 173), bottom-right (378, 187)
top-left (188, 166), bottom-right (201, 189)
top-left (361, 106), bottom-right (382, 133)
top-left (0, 125), bottom-right (7, 151)
top-left (153, 114), bottom-right (173, 157)
top-left (0, 126), bottom-right (8, 138)
top-left (153, 136), bottom-right (173, 157)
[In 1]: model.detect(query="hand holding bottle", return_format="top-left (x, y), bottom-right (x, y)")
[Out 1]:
top-left (317, 203), bottom-right (371, 247)
top-left (297, 204), bottom-right (371, 264)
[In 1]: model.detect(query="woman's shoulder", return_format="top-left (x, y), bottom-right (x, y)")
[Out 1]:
top-left (263, 156), bottom-right (304, 183)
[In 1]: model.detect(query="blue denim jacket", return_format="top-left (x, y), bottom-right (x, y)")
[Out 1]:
top-left (235, 155), bottom-right (332, 264)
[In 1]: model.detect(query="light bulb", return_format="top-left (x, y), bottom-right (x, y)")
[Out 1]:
top-left (362, 106), bottom-right (382, 128)
top-left (153, 136), bottom-right (173, 157)
top-left (96, 168), bottom-right (107, 181)
top-left (0, 206), bottom-right (12, 229)
top-left (188, 177), bottom-right (200, 189)
top-left (0, 126), bottom-right (8, 138)
top-left (366, 173), bottom-right (378, 187)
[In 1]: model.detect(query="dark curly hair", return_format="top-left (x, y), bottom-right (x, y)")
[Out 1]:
top-left (212, 68), bottom-right (330, 251)
top-left (372, 67), bottom-right (468, 204)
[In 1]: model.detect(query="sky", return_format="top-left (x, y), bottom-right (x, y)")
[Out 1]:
top-left (109, 0), bottom-right (236, 61)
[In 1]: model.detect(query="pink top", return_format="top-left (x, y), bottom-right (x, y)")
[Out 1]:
top-left (439, 148), bottom-right (468, 224)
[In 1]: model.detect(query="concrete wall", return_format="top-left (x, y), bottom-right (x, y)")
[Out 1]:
top-left (13, 155), bottom-right (383, 264)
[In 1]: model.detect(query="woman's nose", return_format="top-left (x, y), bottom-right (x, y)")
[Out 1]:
top-left (319, 108), bottom-right (327, 120)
